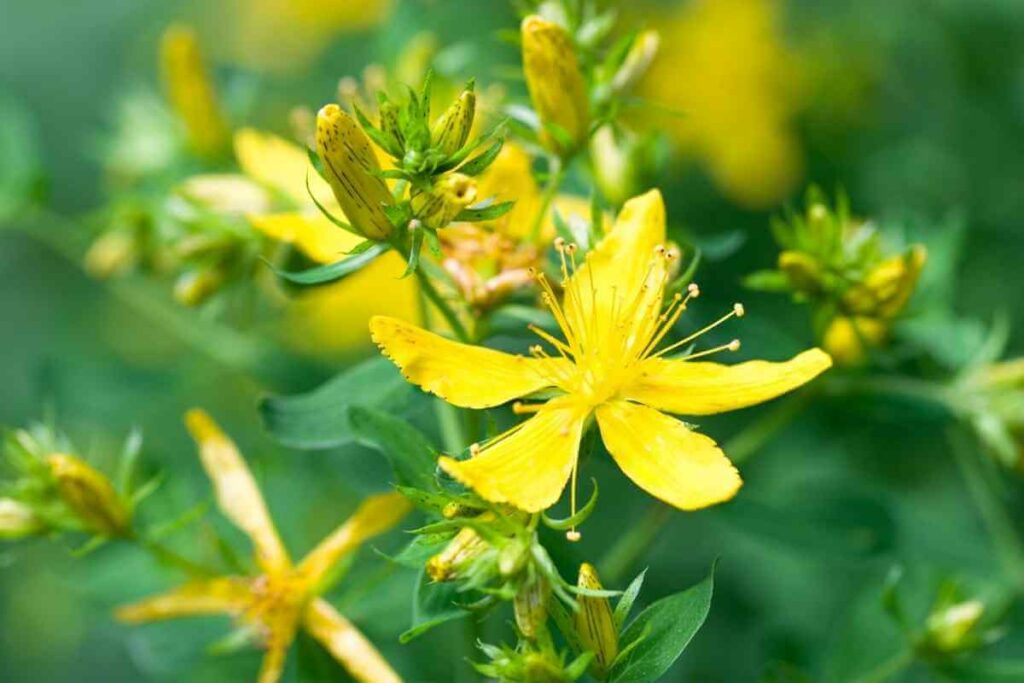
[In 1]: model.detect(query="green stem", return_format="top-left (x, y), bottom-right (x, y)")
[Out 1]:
top-left (599, 503), bottom-right (670, 584)
top-left (528, 157), bottom-right (565, 244)
top-left (854, 648), bottom-right (915, 683)
top-left (133, 534), bottom-right (217, 577)
top-left (948, 428), bottom-right (1024, 590)
top-left (415, 267), bottom-right (470, 342)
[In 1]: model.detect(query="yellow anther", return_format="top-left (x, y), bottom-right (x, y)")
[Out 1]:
top-left (734, 303), bottom-right (745, 317)
top-left (566, 530), bottom-right (581, 542)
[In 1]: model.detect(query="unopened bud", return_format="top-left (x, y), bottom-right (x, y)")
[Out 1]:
top-left (926, 600), bottom-right (985, 652)
top-left (513, 576), bottom-right (550, 639)
top-left (778, 251), bottom-right (823, 294)
top-left (412, 173), bottom-right (478, 230)
top-left (498, 538), bottom-right (529, 577)
top-left (431, 82), bottom-right (476, 155)
top-left (173, 266), bottom-right (225, 307)
top-left (426, 526), bottom-right (489, 582)
top-left (822, 315), bottom-right (887, 367)
top-left (611, 30), bottom-right (660, 93)
top-left (84, 231), bottom-right (138, 279)
top-left (315, 104), bottom-right (395, 240)
top-left (0, 498), bottom-right (45, 539)
top-left (160, 25), bottom-right (229, 158)
top-left (47, 454), bottom-right (129, 537)
top-left (521, 15), bottom-right (589, 155)
top-left (379, 100), bottom-right (405, 152)
top-left (575, 563), bottom-right (618, 679)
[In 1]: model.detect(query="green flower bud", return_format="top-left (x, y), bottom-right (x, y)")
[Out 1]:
top-left (379, 100), bottom-right (405, 152)
top-left (431, 82), bottom-right (476, 155)
top-left (426, 526), bottom-right (489, 582)
top-left (84, 230), bottom-right (138, 279)
top-left (0, 498), bottom-right (45, 539)
top-left (315, 104), bottom-right (395, 240)
top-left (411, 173), bottom-right (477, 230)
top-left (611, 30), bottom-right (660, 93)
top-left (513, 576), bottom-right (549, 639)
top-left (47, 454), bottom-right (130, 537)
top-left (173, 266), bottom-right (225, 307)
top-left (778, 250), bottom-right (824, 295)
top-left (926, 600), bottom-right (985, 653)
top-left (522, 15), bottom-right (590, 155)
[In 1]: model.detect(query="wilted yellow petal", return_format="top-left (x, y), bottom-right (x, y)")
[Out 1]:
top-left (596, 401), bottom-right (741, 510)
top-left (303, 598), bottom-right (402, 683)
top-left (249, 212), bottom-right (362, 264)
top-left (370, 316), bottom-right (567, 408)
top-left (623, 348), bottom-right (832, 416)
top-left (439, 403), bottom-right (586, 512)
top-left (235, 128), bottom-right (335, 208)
top-left (298, 492), bottom-right (411, 588)
top-left (115, 578), bottom-right (250, 622)
top-left (184, 410), bottom-right (291, 574)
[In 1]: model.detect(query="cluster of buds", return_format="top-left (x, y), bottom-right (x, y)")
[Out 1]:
top-left (518, 2), bottom-right (663, 180)
top-left (313, 74), bottom-right (510, 266)
top-left (474, 639), bottom-right (592, 683)
top-left (747, 187), bottom-right (927, 365)
top-left (0, 423), bottom-right (145, 541)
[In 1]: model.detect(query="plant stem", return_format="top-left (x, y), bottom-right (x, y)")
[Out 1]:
top-left (948, 428), bottom-right (1024, 590)
top-left (854, 648), bottom-right (915, 683)
top-left (528, 157), bottom-right (565, 244)
top-left (599, 503), bottom-right (671, 584)
top-left (415, 267), bottom-right (470, 342)
top-left (133, 534), bottom-right (217, 577)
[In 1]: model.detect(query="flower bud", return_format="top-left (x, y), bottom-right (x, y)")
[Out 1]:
top-left (513, 576), bottom-right (550, 639)
top-left (431, 82), bottom-right (476, 155)
top-left (47, 454), bottom-right (130, 537)
top-left (160, 25), bottom-right (230, 158)
top-left (315, 104), bottom-right (395, 240)
top-left (575, 563), bottom-right (618, 679)
top-left (498, 537), bottom-right (529, 577)
top-left (426, 526), bottom-right (489, 582)
top-left (411, 173), bottom-right (477, 230)
top-left (84, 230), bottom-right (138, 279)
top-left (611, 30), bottom-right (660, 93)
top-left (521, 15), bottom-right (589, 155)
top-left (778, 250), bottom-right (823, 295)
top-left (589, 125), bottom-right (654, 206)
top-left (926, 600), bottom-right (985, 652)
top-left (379, 100), bottom-right (405, 152)
top-left (173, 266), bottom-right (225, 307)
top-left (0, 498), bottom-right (44, 539)
top-left (861, 244), bottom-right (927, 318)
top-left (822, 315), bottom-right (887, 366)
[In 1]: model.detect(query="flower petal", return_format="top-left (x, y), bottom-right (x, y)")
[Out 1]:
top-left (623, 348), bottom-right (832, 416)
top-left (298, 492), bottom-right (412, 588)
top-left (438, 403), bottom-right (586, 512)
top-left (370, 316), bottom-right (568, 408)
top-left (596, 400), bottom-right (741, 510)
top-left (303, 599), bottom-right (401, 683)
top-left (248, 212), bottom-right (362, 264)
top-left (564, 190), bottom-right (668, 343)
top-left (235, 128), bottom-right (334, 208)
top-left (115, 577), bottom-right (250, 622)
top-left (185, 410), bottom-right (291, 574)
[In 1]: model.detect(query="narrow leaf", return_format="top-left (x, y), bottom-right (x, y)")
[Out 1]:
top-left (267, 242), bottom-right (389, 285)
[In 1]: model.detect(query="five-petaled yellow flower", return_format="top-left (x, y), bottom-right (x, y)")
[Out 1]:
top-left (371, 190), bottom-right (831, 516)
top-left (116, 410), bottom-right (409, 683)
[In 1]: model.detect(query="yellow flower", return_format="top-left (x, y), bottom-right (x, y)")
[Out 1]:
top-left (639, 0), bottom-right (804, 208)
top-left (117, 410), bottom-right (409, 683)
top-left (371, 190), bottom-right (831, 514)
top-left (160, 25), bottom-right (230, 158)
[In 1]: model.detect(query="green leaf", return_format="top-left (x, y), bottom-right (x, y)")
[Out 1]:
top-left (399, 569), bottom-right (471, 643)
top-left (454, 201), bottom-right (515, 222)
top-left (608, 563), bottom-right (716, 683)
top-left (267, 242), bottom-right (389, 285)
top-left (457, 138), bottom-right (504, 176)
top-left (613, 568), bottom-right (648, 630)
top-left (259, 357), bottom-right (410, 449)
top-left (348, 406), bottom-right (438, 490)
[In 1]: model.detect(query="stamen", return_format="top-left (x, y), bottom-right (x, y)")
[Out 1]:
top-left (566, 455), bottom-right (580, 541)
top-left (513, 402), bottom-right (543, 414)
top-left (682, 339), bottom-right (741, 361)
top-left (654, 302), bottom-right (744, 359)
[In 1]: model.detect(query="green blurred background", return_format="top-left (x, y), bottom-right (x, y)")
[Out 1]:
top-left (3, 0), bottom-right (1024, 680)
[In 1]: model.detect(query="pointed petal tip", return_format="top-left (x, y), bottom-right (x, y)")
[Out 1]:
top-left (184, 408), bottom-right (222, 445)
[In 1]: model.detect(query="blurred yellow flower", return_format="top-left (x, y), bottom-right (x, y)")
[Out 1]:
top-left (640, 0), bottom-right (804, 208)
top-left (160, 25), bottom-right (230, 158)
top-left (213, 0), bottom-right (392, 73)
top-left (372, 190), bottom-right (831, 515)
top-left (117, 410), bottom-right (408, 683)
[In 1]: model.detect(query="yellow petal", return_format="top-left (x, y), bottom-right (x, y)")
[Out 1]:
top-left (184, 410), bottom-right (291, 574)
top-left (303, 599), bottom-right (402, 683)
top-left (257, 633), bottom-right (291, 683)
top-left (248, 212), bottom-right (362, 264)
top-left (180, 174), bottom-right (272, 214)
top-left (370, 316), bottom-right (567, 409)
top-left (438, 403), bottom-right (586, 512)
top-left (115, 577), bottom-right (250, 622)
top-left (564, 190), bottom-right (667, 344)
top-left (298, 492), bottom-right (411, 588)
top-left (623, 348), bottom-right (832, 416)
top-left (235, 128), bottom-right (334, 208)
top-left (596, 400), bottom-right (741, 510)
